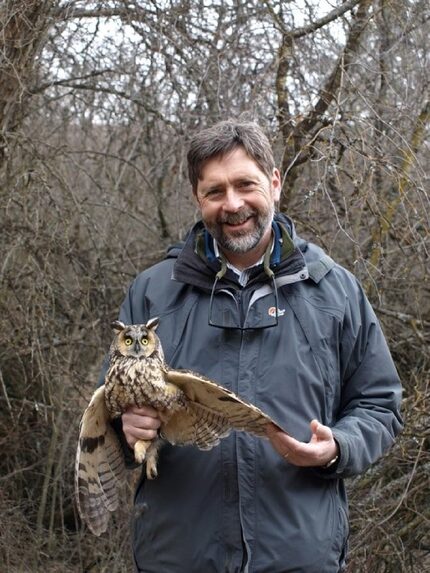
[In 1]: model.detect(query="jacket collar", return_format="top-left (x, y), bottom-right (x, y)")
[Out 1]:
top-left (171, 214), bottom-right (309, 291)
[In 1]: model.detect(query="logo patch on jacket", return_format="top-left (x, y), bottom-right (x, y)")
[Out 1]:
top-left (268, 306), bottom-right (286, 317)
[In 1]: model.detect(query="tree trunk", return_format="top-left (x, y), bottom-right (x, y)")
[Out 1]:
top-left (0, 0), bottom-right (55, 165)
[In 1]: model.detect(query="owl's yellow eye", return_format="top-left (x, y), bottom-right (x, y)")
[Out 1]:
top-left (141, 338), bottom-right (148, 346)
top-left (124, 337), bottom-right (133, 346)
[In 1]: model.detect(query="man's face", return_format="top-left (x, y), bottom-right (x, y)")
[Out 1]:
top-left (195, 147), bottom-right (281, 257)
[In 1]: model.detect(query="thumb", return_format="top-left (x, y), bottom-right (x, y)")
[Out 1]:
top-left (310, 419), bottom-right (332, 440)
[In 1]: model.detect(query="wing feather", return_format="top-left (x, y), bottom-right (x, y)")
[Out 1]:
top-left (75, 385), bottom-right (125, 536)
top-left (164, 369), bottom-right (282, 444)
top-left (162, 401), bottom-right (232, 449)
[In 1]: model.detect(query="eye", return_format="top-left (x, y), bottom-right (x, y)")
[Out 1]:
top-left (238, 180), bottom-right (255, 189)
top-left (124, 337), bottom-right (133, 346)
top-left (141, 338), bottom-right (149, 346)
top-left (203, 187), bottom-right (222, 199)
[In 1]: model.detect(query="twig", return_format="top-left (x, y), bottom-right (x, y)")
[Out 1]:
top-left (0, 367), bottom-right (14, 421)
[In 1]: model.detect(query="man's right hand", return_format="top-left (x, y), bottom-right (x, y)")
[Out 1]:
top-left (121, 405), bottom-right (161, 450)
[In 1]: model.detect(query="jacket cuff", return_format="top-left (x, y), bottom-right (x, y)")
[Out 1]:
top-left (330, 431), bottom-right (349, 475)
top-left (111, 416), bottom-right (140, 469)
top-left (311, 435), bottom-right (347, 479)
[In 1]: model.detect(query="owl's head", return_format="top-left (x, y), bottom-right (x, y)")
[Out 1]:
top-left (110, 318), bottom-right (164, 360)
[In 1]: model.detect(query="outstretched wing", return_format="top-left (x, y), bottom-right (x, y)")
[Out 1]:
top-left (75, 385), bottom-right (125, 536)
top-left (162, 369), bottom-right (282, 450)
top-left (161, 399), bottom-right (232, 450)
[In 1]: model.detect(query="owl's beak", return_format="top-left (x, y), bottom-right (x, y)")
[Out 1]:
top-left (133, 341), bottom-right (141, 354)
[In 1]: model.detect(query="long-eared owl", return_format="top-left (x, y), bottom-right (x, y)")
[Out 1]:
top-left (75, 318), bottom-right (280, 536)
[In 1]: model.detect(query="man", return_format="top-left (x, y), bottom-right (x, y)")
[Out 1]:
top-left (106, 120), bottom-right (402, 572)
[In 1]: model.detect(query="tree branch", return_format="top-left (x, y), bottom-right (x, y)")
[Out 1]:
top-left (291, 0), bottom-right (362, 38)
top-left (277, 0), bottom-right (373, 208)
top-left (298, 0), bottom-right (373, 135)
top-left (368, 98), bottom-right (430, 274)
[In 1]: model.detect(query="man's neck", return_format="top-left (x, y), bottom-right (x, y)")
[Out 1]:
top-left (217, 228), bottom-right (273, 271)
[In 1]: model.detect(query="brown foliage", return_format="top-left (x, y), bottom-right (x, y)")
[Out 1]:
top-left (0, 1), bottom-right (428, 571)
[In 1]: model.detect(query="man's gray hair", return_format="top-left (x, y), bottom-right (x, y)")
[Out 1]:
top-left (187, 119), bottom-right (275, 193)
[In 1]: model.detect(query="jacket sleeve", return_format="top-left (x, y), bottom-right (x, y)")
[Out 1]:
top-left (325, 274), bottom-right (403, 478)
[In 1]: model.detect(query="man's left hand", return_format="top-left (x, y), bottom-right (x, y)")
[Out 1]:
top-left (266, 419), bottom-right (339, 467)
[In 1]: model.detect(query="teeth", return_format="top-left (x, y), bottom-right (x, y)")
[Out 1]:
top-left (225, 217), bottom-right (249, 225)
top-left (219, 211), bottom-right (254, 225)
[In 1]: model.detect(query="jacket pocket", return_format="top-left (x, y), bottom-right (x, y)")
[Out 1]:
top-left (327, 502), bottom-right (349, 572)
top-left (337, 504), bottom-right (349, 571)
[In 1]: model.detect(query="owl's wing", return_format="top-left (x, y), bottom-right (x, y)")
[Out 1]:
top-left (163, 369), bottom-right (283, 450)
top-left (75, 385), bottom-right (125, 536)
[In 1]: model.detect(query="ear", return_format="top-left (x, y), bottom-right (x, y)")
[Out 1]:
top-left (271, 168), bottom-right (281, 203)
top-left (111, 320), bottom-right (126, 333)
top-left (146, 317), bottom-right (160, 331)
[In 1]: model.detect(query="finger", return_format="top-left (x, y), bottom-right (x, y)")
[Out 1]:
top-left (266, 422), bottom-right (280, 438)
top-left (126, 426), bottom-right (159, 443)
top-left (122, 414), bottom-right (161, 433)
top-left (126, 405), bottom-right (159, 418)
top-left (267, 426), bottom-right (300, 450)
top-left (310, 419), bottom-right (333, 440)
top-left (122, 418), bottom-right (161, 448)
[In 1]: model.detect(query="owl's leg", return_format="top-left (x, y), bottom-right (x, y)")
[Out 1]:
top-left (133, 439), bottom-right (151, 464)
top-left (133, 438), bottom-right (161, 479)
top-left (145, 439), bottom-right (161, 480)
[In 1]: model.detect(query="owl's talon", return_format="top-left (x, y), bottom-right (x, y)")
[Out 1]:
top-left (146, 463), bottom-right (158, 479)
top-left (134, 440), bottom-right (150, 464)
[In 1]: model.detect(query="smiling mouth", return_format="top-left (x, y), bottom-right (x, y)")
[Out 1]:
top-left (226, 219), bottom-right (249, 226)
top-left (223, 218), bottom-right (254, 231)
top-left (221, 213), bottom-right (254, 226)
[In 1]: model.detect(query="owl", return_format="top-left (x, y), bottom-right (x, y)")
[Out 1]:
top-left (75, 318), bottom-right (280, 536)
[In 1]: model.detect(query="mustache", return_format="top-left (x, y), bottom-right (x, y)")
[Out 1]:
top-left (218, 209), bottom-right (256, 225)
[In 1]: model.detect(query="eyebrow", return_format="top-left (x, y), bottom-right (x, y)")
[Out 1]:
top-left (201, 176), bottom-right (259, 192)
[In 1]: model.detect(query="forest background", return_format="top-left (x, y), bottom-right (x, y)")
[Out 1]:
top-left (0, 1), bottom-right (428, 571)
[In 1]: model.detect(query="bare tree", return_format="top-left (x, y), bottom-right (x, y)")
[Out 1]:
top-left (0, 1), bottom-right (428, 570)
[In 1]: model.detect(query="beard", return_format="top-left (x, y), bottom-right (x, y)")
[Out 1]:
top-left (206, 203), bottom-right (274, 254)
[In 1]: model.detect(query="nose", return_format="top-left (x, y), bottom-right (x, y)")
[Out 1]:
top-left (223, 187), bottom-right (244, 212)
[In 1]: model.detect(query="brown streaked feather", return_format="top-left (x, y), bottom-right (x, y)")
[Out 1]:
top-left (75, 385), bottom-right (125, 536)
top-left (164, 369), bottom-right (282, 438)
top-left (162, 401), bottom-right (232, 449)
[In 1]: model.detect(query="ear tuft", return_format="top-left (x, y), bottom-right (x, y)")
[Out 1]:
top-left (146, 317), bottom-right (160, 331)
top-left (111, 320), bottom-right (126, 333)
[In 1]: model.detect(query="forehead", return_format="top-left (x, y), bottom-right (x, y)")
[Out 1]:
top-left (122, 325), bottom-right (148, 337)
top-left (199, 147), bottom-right (267, 184)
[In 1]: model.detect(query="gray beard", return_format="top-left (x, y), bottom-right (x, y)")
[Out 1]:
top-left (208, 205), bottom-right (274, 254)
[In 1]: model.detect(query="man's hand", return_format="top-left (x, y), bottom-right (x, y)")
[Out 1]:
top-left (122, 405), bottom-right (161, 450)
top-left (267, 419), bottom-right (339, 467)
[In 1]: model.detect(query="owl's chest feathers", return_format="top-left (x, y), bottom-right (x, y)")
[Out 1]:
top-left (105, 355), bottom-right (184, 417)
